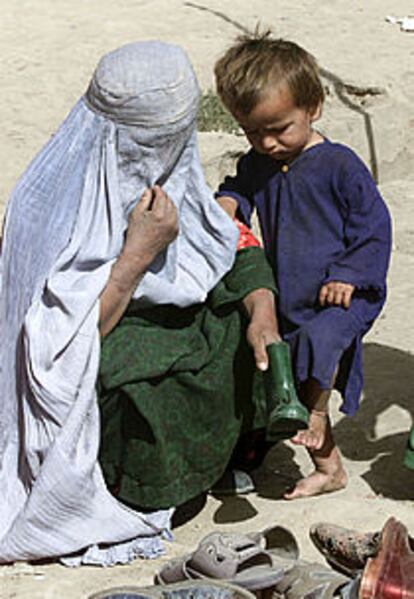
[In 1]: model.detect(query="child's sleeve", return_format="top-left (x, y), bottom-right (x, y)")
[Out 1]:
top-left (325, 158), bottom-right (392, 291)
top-left (216, 152), bottom-right (254, 226)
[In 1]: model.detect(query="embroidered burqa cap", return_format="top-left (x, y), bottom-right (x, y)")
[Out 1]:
top-left (0, 41), bottom-right (237, 565)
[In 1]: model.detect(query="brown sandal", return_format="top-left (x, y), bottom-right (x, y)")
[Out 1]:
top-left (309, 522), bottom-right (380, 576)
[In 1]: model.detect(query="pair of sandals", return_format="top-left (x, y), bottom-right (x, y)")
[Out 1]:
top-left (88, 525), bottom-right (352, 599)
top-left (155, 526), bottom-right (298, 591)
top-left (88, 528), bottom-right (292, 599)
top-left (154, 525), bottom-right (349, 598)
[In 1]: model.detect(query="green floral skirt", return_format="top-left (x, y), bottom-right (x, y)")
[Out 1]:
top-left (98, 248), bottom-right (276, 509)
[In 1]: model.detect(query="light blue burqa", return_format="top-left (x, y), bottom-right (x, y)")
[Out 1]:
top-left (0, 41), bottom-right (238, 565)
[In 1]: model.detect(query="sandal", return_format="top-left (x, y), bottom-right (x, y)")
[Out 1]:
top-left (248, 525), bottom-right (299, 568)
top-left (89, 580), bottom-right (256, 599)
top-left (359, 517), bottom-right (414, 598)
top-left (272, 560), bottom-right (350, 598)
top-left (155, 530), bottom-right (287, 591)
top-left (309, 522), bottom-right (381, 576)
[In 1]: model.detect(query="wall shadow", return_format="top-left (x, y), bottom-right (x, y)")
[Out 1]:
top-left (333, 342), bottom-right (414, 500)
top-left (212, 443), bottom-right (302, 524)
top-left (253, 442), bottom-right (303, 500)
top-left (172, 493), bottom-right (207, 528)
top-left (213, 495), bottom-right (259, 524)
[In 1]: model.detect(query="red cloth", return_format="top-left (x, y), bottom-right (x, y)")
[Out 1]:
top-left (235, 218), bottom-right (261, 250)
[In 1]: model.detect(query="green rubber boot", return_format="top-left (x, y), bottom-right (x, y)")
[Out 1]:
top-left (403, 426), bottom-right (414, 470)
top-left (264, 342), bottom-right (309, 442)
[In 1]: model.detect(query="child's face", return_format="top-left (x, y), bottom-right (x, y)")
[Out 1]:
top-left (233, 84), bottom-right (321, 161)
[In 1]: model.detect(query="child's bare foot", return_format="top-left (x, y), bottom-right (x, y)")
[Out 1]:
top-left (290, 409), bottom-right (327, 450)
top-left (283, 461), bottom-right (348, 499)
top-left (284, 419), bottom-right (348, 500)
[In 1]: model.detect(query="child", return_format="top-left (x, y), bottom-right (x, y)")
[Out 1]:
top-left (214, 32), bottom-right (392, 499)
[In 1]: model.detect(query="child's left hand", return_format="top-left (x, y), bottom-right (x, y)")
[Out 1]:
top-left (319, 281), bottom-right (355, 309)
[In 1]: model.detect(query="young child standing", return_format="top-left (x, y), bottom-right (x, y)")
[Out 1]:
top-left (214, 32), bottom-right (392, 499)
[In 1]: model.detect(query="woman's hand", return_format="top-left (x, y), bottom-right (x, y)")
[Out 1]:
top-left (243, 289), bottom-right (281, 371)
top-left (99, 186), bottom-right (178, 337)
top-left (122, 185), bottom-right (178, 268)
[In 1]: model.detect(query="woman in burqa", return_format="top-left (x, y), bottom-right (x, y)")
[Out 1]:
top-left (0, 41), bottom-right (278, 565)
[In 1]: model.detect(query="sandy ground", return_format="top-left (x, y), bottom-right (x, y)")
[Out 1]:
top-left (1, 1), bottom-right (414, 597)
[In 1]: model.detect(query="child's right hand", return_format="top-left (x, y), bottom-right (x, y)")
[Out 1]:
top-left (319, 281), bottom-right (355, 309)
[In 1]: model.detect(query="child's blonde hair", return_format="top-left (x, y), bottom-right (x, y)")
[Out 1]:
top-left (214, 30), bottom-right (324, 116)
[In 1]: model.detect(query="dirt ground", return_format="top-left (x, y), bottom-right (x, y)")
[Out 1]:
top-left (1, 1), bottom-right (414, 597)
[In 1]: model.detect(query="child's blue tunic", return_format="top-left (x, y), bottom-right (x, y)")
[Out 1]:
top-left (217, 139), bottom-right (392, 415)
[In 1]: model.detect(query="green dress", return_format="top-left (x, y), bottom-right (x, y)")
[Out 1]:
top-left (98, 247), bottom-right (276, 509)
